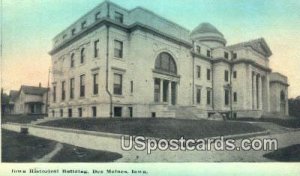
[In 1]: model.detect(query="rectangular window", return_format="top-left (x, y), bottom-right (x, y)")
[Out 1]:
top-left (61, 81), bottom-right (65, 101)
top-left (68, 108), bottom-right (72, 118)
top-left (128, 107), bottom-right (133, 118)
top-left (196, 88), bottom-right (201, 104)
top-left (232, 52), bottom-right (237, 59)
top-left (154, 78), bottom-right (160, 102)
top-left (95, 11), bottom-right (101, 20)
top-left (52, 110), bottom-right (55, 117)
top-left (114, 12), bottom-right (123, 23)
top-left (78, 108), bottom-right (82, 117)
top-left (225, 70), bottom-right (229, 82)
top-left (224, 52), bottom-right (229, 59)
top-left (207, 50), bottom-right (211, 57)
top-left (53, 86), bottom-right (56, 102)
top-left (225, 89), bottom-right (230, 105)
top-left (196, 66), bottom-right (201, 78)
top-left (70, 78), bottom-right (74, 99)
top-left (207, 89), bottom-right (211, 105)
top-left (92, 106), bottom-right (97, 117)
top-left (130, 81), bottom-right (133, 93)
top-left (233, 92), bottom-right (237, 102)
top-left (233, 71), bottom-right (237, 79)
top-left (93, 73), bottom-right (99, 95)
top-left (71, 28), bottom-right (76, 36)
top-left (207, 69), bottom-right (211, 81)
top-left (60, 109), bottom-right (63, 117)
top-left (80, 75), bottom-right (85, 97)
top-left (81, 21), bottom-right (87, 29)
top-left (114, 107), bottom-right (122, 117)
top-left (113, 73), bottom-right (122, 95)
top-left (196, 46), bottom-right (201, 54)
top-left (70, 54), bottom-right (75, 67)
top-left (94, 40), bottom-right (99, 58)
top-left (114, 40), bottom-right (123, 58)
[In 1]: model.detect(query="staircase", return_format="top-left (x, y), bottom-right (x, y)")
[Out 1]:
top-left (31, 116), bottom-right (63, 125)
top-left (168, 106), bottom-right (207, 119)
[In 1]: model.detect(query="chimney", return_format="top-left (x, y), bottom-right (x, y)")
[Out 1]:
top-left (39, 83), bottom-right (41, 87)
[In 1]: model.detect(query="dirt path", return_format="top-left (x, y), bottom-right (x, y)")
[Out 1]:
top-left (35, 143), bottom-right (63, 162)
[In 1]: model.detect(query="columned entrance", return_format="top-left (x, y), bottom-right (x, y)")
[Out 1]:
top-left (154, 78), bottom-right (177, 105)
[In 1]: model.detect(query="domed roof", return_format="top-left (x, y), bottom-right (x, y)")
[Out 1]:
top-left (190, 22), bottom-right (226, 47)
top-left (190, 23), bottom-right (224, 36)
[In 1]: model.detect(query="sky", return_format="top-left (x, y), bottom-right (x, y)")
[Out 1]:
top-left (1, 0), bottom-right (300, 98)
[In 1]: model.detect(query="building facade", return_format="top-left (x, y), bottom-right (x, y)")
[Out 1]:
top-left (48, 1), bottom-right (289, 119)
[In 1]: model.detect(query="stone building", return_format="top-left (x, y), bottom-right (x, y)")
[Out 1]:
top-left (48, 1), bottom-right (289, 119)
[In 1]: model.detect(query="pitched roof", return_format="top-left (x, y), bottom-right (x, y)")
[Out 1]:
top-left (226, 38), bottom-right (272, 57)
top-left (9, 90), bottom-right (19, 101)
top-left (20, 85), bottom-right (48, 96)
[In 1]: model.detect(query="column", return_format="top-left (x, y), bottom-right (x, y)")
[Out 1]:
top-left (248, 67), bottom-right (253, 109)
top-left (159, 79), bottom-right (163, 103)
top-left (266, 74), bottom-right (270, 112)
top-left (168, 81), bottom-right (172, 105)
top-left (252, 73), bottom-right (257, 110)
top-left (258, 75), bottom-right (263, 110)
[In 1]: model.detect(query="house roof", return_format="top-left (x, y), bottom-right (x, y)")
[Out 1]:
top-left (226, 38), bottom-right (272, 57)
top-left (9, 90), bottom-right (19, 101)
top-left (20, 85), bottom-right (48, 96)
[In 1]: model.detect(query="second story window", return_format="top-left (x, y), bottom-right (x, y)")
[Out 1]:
top-left (81, 21), bottom-right (87, 29)
top-left (80, 48), bottom-right (85, 64)
top-left (207, 69), bottom-right (211, 81)
top-left (196, 66), bottom-right (201, 78)
top-left (207, 50), bottom-right (211, 57)
top-left (114, 12), bottom-right (124, 23)
top-left (225, 70), bottom-right (229, 82)
top-left (225, 89), bottom-right (230, 106)
top-left (234, 92), bottom-right (237, 102)
top-left (196, 88), bottom-right (201, 104)
top-left (196, 46), bottom-right (201, 54)
top-left (53, 85), bottom-right (56, 102)
top-left (113, 73), bottom-right (122, 95)
top-left (114, 40), bottom-right (123, 58)
top-left (232, 52), bottom-right (237, 59)
top-left (80, 75), bottom-right (85, 97)
top-left (71, 28), bottom-right (76, 36)
top-left (224, 52), bottom-right (229, 59)
top-left (94, 40), bottom-right (99, 58)
top-left (70, 78), bottom-right (74, 99)
top-left (70, 53), bottom-right (75, 67)
top-left (233, 71), bottom-right (237, 79)
top-left (207, 89), bottom-right (211, 105)
top-left (130, 81), bottom-right (133, 94)
top-left (61, 81), bottom-right (65, 101)
top-left (93, 73), bottom-right (99, 95)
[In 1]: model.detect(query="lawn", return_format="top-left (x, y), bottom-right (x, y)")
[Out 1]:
top-left (263, 144), bottom-right (300, 161)
top-left (2, 129), bottom-right (122, 162)
top-left (1, 115), bottom-right (44, 124)
top-left (39, 118), bottom-right (265, 139)
top-left (236, 118), bottom-right (300, 128)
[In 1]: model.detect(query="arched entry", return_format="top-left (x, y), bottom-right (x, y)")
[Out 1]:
top-left (280, 90), bottom-right (286, 114)
top-left (153, 52), bottom-right (178, 105)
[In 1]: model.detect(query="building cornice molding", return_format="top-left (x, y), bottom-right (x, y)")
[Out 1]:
top-left (270, 80), bottom-right (289, 86)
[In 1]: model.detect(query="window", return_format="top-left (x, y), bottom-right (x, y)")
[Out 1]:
top-left (80, 75), bottom-right (85, 97)
top-left (155, 52), bottom-right (177, 75)
top-left (154, 78), bottom-right (160, 102)
top-left (81, 21), bottom-right (87, 29)
top-left (113, 73), bottom-right (122, 95)
top-left (78, 108), bottom-right (82, 117)
top-left (207, 89), bottom-right (211, 105)
top-left (68, 108), bottom-right (72, 118)
top-left (114, 12), bottom-right (123, 23)
top-left (71, 28), bottom-right (76, 36)
top-left (52, 110), bottom-right (55, 117)
top-left (232, 52), bottom-right (237, 59)
top-left (114, 107), bottom-right (122, 117)
top-left (233, 71), bottom-right (237, 79)
top-left (114, 40), bottom-right (123, 58)
top-left (70, 53), bottom-right (75, 67)
top-left (60, 109), bottom-right (63, 117)
top-left (128, 107), bottom-right (133, 118)
top-left (80, 48), bottom-right (85, 64)
top-left (53, 85), bottom-right (56, 102)
top-left (61, 81), bottom-right (65, 101)
top-left (224, 52), bottom-right (229, 59)
top-left (92, 106), bottom-right (97, 117)
top-left (225, 70), bottom-right (229, 82)
top-left (207, 50), bottom-right (211, 57)
top-left (196, 88), bottom-right (201, 104)
top-left (225, 89), bottom-right (230, 105)
top-left (196, 46), bottom-right (201, 54)
top-left (207, 69), bottom-right (211, 81)
top-left (95, 11), bottom-right (101, 20)
top-left (70, 78), bottom-right (74, 99)
top-left (233, 92), bottom-right (237, 102)
top-left (93, 73), bottom-right (99, 95)
top-left (94, 40), bottom-right (99, 58)
top-left (130, 81), bottom-right (133, 93)
top-left (196, 66), bottom-right (201, 78)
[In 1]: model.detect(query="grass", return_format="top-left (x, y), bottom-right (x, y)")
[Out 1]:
top-left (39, 118), bottom-right (265, 139)
top-left (235, 118), bottom-right (300, 128)
top-left (1, 129), bottom-right (122, 162)
top-left (1, 114), bottom-right (44, 124)
top-left (263, 144), bottom-right (300, 161)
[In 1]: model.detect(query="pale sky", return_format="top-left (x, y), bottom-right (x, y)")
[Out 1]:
top-left (1, 0), bottom-right (300, 98)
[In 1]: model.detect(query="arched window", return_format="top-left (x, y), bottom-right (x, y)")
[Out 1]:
top-left (80, 48), bottom-right (85, 63)
top-left (155, 52), bottom-right (177, 75)
top-left (280, 90), bottom-right (285, 101)
top-left (70, 53), bottom-right (75, 67)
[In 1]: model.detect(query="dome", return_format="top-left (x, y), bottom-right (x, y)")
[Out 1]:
top-left (190, 23), bottom-right (226, 47)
